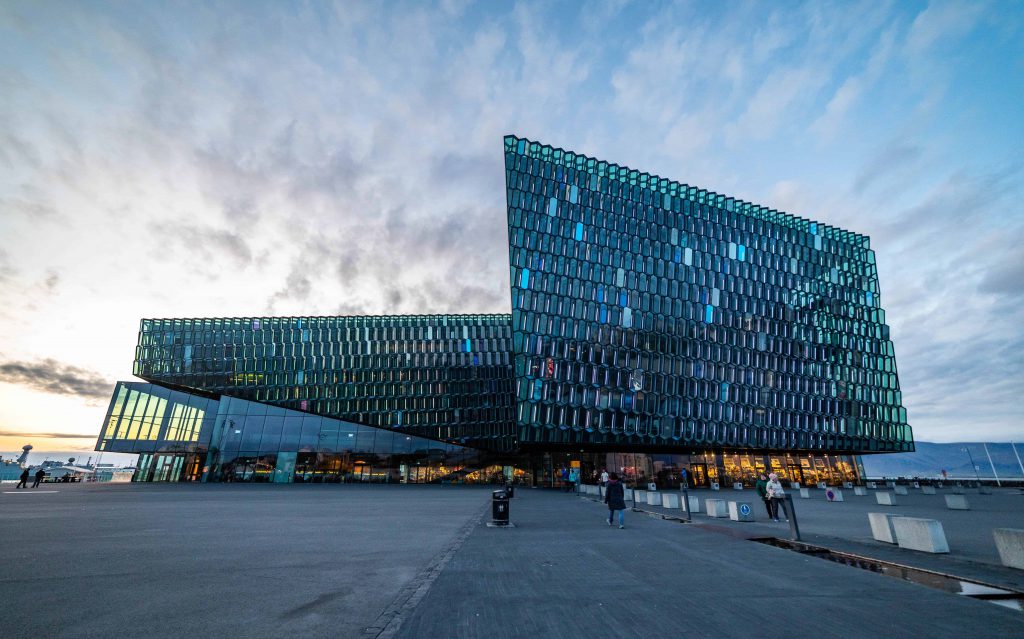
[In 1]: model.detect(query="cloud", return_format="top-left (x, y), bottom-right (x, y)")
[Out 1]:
top-left (0, 358), bottom-right (111, 401)
top-left (852, 139), bottom-right (924, 194)
top-left (0, 430), bottom-right (96, 439)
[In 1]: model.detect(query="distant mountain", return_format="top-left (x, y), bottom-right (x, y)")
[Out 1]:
top-left (861, 442), bottom-right (1024, 479)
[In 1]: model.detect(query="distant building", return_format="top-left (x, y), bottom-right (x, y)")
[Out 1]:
top-left (95, 136), bottom-right (911, 487)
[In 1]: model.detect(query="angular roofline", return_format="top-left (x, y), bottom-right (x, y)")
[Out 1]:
top-left (504, 134), bottom-right (870, 248)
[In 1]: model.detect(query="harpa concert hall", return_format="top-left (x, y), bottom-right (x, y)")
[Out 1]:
top-left (95, 135), bottom-right (912, 488)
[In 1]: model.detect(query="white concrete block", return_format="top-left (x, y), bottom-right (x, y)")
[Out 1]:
top-left (945, 494), bottom-right (970, 510)
top-left (868, 512), bottom-right (904, 544)
top-left (790, 482), bottom-right (801, 490)
top-left (728, 501), bottom-right (755, 522)
top-left (894, 486), bottom-right (909, 496)
top-left (817, 482), bottom-right (828, 490)
top-left (733, 482), bottom-right (744, 490)
top-left (866, 481), bottom-right (877, 489)
top-left (646, 491), bottom-right (660, 506)
top-left (661, 493), bottom-right (680, 509)
top-left (912, 482), bottom-right (920, 489)
top-left (921, 486), bottom-right (937, 495)
top-left (885, 481), bottom-right (896, 488)
top-left (633, 489), bottom-right (646, 504)
top-left (623, 488), bottom-right (633, 501)
top-left (892, 517), bottom-right (949, 553)
top-left (843, 482), bottom-right (854, 489)
top-left (710, 482), bottom-right (720, 491)
top-left (705, 498), bottom-right (728, 518)
top-left (854, 487), bottom-right (867, 496)
top-left (683, 495), bottom-right (701, 513)
top-left (825, 488), bottom-right (844, 502)
top-left (799, 487), bottom-right (811, 499)
top-left (876, 492), bottom-right (897, 506)
top-left (993, 528), bottom-right (1024, 570)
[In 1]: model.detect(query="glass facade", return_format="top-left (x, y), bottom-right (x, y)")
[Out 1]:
top-left (97, 382), bottom-right (488, 483)
top-left (504, 135), bottom-right (911, 453)
top-left (93, 134), bottom-right (911, 484)
top-left (132, 314), bottom-right (515, 450)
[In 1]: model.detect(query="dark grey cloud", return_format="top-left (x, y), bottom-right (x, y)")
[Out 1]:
top-left (0, 430), bottom-right (95, 439)
top-left (0, 358), bottom-right (111, 400)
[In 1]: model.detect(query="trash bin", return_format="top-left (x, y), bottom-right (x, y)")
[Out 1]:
top-left (491, 489), bottom-right (510, 525)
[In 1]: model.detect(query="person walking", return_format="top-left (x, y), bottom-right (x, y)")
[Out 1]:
top-left (16, 468), bottom-right (30, 489)
top-left (604, 472), bottom-right (627, 528)
top-left (766, 473), bottom-right (788, 522)
top-left (599, 468), bottom-right (609, 497)
top-left (32, 468), bottom-right (46, 488)
top-left (560, 467), bottom-right (570, 492)
top-left (755, 472), bottom-right (773, 520)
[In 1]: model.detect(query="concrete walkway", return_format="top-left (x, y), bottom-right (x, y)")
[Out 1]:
top-left (621, 486), bottom-right (1024, 590)
top-left (396, 488), bottom-right (1023, 639)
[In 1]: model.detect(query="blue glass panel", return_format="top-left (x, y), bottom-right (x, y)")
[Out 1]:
top-left (520, 268), bottom-right (530, 289)
top-left (737, 244), bottom-right (746, 261)
top-left (464, 339), bottom-right (471, 352)
top-left (569, 185), bottom-right (579, 204)
top-left (574, 222), bottom-right (584, 241)
top-left (705, 304), bottom-right (714, 323)
top-left (619, 291), bottom-right (628, 306)
top-left (548, 197), bottom-right (557, 216)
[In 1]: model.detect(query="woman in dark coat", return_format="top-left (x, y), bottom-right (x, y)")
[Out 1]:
top-left (604, 472), bottom-right (627, 528)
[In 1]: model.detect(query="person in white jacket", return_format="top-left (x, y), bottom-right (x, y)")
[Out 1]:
top-left (765, 473), bottom-right (789, 522)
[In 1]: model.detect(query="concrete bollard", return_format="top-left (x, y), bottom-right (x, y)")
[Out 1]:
top-left (892, 517), bottom-right (950, 553)
top-left (867, 481), bottom-right (878, 489)
top-left (854, 487), bottom-right (867, 496)
top-left (661, 493), bottom-right (681, 509)
top-left (993, 529), bottom-right (1024, 570)
top-left (633, 489), bottom-right (647, 504)
top-left (684, 495), bottom-right (701, 514)
top-left (921, 486), bottom-right (937, 495)
top-left (868, 512), bottom-right (904, 544)
top-left (944, 494), bottom-right (970, 510)
top-left (705, 498), bottom-right (728, 518)
top-left (894, 486), bottom-right (909, 496)
top-left (843, 482), bottom-right (854, 489)
top-left (876, 492), bottom-right (897, 506)
top-left (790, 482), bottom-right (801, 490)
top-left (912, 481), bottom-right (921, 489)
top-left (886, 481), bottom-right (896, 488)
top-left (710, 482), bottom-right (720, 491)
top-left (728, 501), bottom-right (755, 522)
top-left (646, 491), bottom-right (661, 506)
top-left (825, 488), bottom-right (844, 502)
top-left (623, 488), bottom-right (633, 501)
top-left (817, 482), bottom-right (828, 490)
top-left (799, 487), bottom-right (811, 499)
top-left (733, 482), bottom-right (744, 490)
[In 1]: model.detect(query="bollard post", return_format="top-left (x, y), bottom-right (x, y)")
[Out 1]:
top-left (784, 494), bottom-right (801, 541)
top-left (681, 483), bottom-right (692, 522)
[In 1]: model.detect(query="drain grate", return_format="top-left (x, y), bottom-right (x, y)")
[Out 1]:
top-left (752, 537), bottom-right (1024, 612)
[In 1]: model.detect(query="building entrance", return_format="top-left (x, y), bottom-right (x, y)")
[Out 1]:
top-left (690, 463), bottom-right (709, 487)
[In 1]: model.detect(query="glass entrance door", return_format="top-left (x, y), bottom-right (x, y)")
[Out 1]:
top-left (690, 463), bottom-right (709, 487)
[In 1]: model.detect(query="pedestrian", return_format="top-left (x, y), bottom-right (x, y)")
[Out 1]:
top-left (569, 466), bottom-right (579, 493)
top-left (32, 468), bottom-right (46, 488)
top-left (755, 472), bottom-right (773, 519)
top-left (604, 472), bottom-right (627, 529)
top-left (16, 468), bottom-right (29, 489)
top-left (599, 468), bottom-right (609, 497)
top-left (561, 467), bottom-right (570, 492)
top-left (766, 473), bottom-right (789, 522)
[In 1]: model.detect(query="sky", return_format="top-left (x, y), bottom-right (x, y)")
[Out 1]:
top-left (0, 0), bottom-right (1022, 455)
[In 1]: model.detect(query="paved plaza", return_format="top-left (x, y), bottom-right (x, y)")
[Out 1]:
top-left (2, 483), bottom-right (1022, 638)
